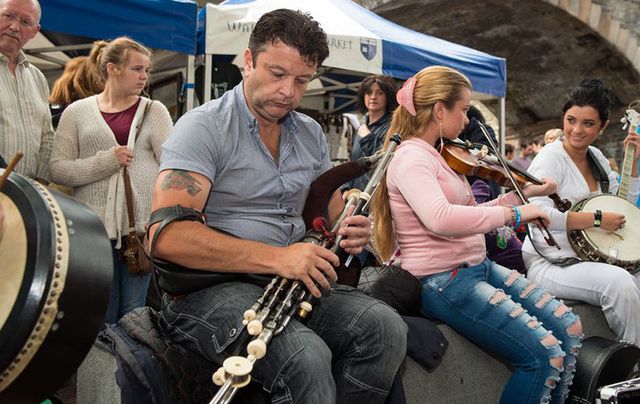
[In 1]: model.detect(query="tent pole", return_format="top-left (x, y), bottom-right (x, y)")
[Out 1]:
top-left (499, 97), bottom-right (506, 194)
top-left (186, 55), bottom-right (196, 111)
top-left (204, 54), bottom-right (212, 103)
top-left (499, 97), bottom-right (506, 155)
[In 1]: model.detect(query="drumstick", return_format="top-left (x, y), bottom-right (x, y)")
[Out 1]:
top-left (0, 152), bottom-right (23, 189)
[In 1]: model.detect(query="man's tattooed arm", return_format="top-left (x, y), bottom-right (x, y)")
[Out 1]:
top-left (160, 170), bottom-right (203, 197)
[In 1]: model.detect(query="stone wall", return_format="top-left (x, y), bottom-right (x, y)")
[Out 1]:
top-left (356, 0), bottom-right (640, 76)
top-left (544, 0), bottom-right (640, 165)
top-left (548, 0), bottom-right (640, 73)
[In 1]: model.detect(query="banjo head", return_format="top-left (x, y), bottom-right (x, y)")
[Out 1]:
top-left (570, 194), bottom-right (640, 268)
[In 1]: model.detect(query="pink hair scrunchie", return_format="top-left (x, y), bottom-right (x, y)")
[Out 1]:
top-left (396, 76), bottom-right (417, 117)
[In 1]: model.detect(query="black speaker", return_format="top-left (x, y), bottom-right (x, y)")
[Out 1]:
top-left (569, 336), bottom-right (640, 403)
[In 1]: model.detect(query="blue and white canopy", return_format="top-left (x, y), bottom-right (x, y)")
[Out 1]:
top-left (40, 0), bottom-right (198, 55)
top-left (200, 0), bottom-right (506, 97)
top-left (36, 0), bottom-right (199, 110)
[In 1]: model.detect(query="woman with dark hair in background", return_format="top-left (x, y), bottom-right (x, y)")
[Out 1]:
top-left (523, 79), bottom-right (640, 346)
top-left (504, 143), bottom-right (515, 161)
top-left (349, 75), bottom-right (398, 191)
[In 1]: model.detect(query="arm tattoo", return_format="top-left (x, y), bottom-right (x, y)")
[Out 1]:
top-left (161, 170), bottom-right (203, 196)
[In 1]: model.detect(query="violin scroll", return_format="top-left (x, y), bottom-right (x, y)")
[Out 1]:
top-left (549, 195), bottom-right (572, 213)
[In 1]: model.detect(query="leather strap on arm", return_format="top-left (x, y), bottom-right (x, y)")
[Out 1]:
top-left (147, 205), bottom-right (206, 264)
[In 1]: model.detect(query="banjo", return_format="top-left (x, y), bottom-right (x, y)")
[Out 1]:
top-left (568, 104), bottom-right (640, 272)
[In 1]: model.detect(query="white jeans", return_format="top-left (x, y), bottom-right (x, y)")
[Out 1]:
top-left (523, 252), bottom-right (640, 346)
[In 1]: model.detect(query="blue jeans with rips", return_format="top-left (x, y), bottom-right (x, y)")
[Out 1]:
top-left (105, 242), bottom-right (151, 324)
top-left (157, 281), bottom-right (408, 404)
top-left (421, 259), bottom-right (583, 404)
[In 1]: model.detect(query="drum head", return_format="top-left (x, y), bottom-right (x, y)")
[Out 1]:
top-left (0, 194), bottom-right (27, 330)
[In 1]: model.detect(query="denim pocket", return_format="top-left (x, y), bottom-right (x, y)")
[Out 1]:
top-left (424, 269), bottom-right (458, 292)
top-left (210, 309), bottom-right (247, 355)
top-left (162, 284), bottom-right (257, 357)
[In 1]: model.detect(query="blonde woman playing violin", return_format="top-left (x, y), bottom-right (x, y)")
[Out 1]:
top-left (372, 66), bottom-right (583, 404)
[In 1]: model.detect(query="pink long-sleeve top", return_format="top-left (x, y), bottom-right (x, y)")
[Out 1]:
top-left (387, 138), bottom-right (521, 278)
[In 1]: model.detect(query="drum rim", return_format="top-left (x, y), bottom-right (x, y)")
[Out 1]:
top-left (0, 175), bottom-right (57, 378)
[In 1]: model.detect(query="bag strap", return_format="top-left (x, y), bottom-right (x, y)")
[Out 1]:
top-left (123, 100), bottom-right (153, 234)
top-left (123, 168), bottom-right (136, 235)
top-left (586, 148), bottom-right (609, 194)
top-left (525, 225), bottom-right (583, 267)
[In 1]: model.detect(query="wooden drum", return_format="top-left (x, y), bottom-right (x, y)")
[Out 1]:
top-left (0, 171), bottom-right (113, 403)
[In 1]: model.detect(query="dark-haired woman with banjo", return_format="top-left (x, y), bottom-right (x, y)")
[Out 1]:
top-left (523, 79), bottom-right (640, 346)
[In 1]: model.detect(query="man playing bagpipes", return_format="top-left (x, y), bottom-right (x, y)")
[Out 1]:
top-left (147, 9), bottom-right (407, 404)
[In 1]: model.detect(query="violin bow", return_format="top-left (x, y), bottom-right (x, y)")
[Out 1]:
top-left (476, 123), bottom-right (560, 249)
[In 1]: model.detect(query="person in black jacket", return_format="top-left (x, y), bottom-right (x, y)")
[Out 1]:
top-left (457, 105), bottom-right (501, 198)
top-left (349, 75), bottom-right (398, 191)
top-left (458, 106), bottom-right (527, 272)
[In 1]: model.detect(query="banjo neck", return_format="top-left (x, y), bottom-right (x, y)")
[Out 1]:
top-left (618, 107), bottom-right (640, 200)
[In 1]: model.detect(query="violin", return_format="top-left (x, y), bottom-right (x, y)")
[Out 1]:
top-left (441, 139), bottom-right (572, 212)
top-left (440, 127), bottom-right (565, 250)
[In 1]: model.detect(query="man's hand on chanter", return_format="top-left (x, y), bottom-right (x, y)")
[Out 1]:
top-left (337, 213), bottom-right (372, 254)
top-left (277, 243), bottom-right (339, 298)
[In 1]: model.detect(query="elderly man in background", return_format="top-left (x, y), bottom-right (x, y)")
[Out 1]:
top-left (0, 0), bottom-right (53, 182)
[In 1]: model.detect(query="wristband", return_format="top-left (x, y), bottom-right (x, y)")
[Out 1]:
top-left (507, 206), bottom-right (516, 226)
top-left (513, 206), bottom-right (521, 229)
top-left (594, 209), bottom-right (602, 228)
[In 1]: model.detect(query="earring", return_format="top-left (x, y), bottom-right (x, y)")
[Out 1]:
top-left (598, 130), bottom-right (604, 136)
top-left (439, 122), bottom-right (444, 152)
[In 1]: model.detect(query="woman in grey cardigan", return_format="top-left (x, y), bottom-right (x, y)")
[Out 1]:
top-left (51, 37), bottom-right (173, 323)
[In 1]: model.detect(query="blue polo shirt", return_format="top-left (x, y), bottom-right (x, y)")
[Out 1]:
top-left (160, 83), bottom-right (332, 246)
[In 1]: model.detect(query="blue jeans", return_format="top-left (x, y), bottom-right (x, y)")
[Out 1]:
top-left (105, 243), bottom-right (151, 324)
top-left (421, 259), bottom-right (583, 404)
top-left (157, 281), bottom-right (407, 404)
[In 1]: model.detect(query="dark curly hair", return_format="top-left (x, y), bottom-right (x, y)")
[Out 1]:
top-left (356, 75), bottom-right (399, 114)
top-left (249, 9), bottom-right (329, 67)
top-left (562, 78), bottom-right (613, 124)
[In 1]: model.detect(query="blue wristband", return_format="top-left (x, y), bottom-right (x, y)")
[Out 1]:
top-left (513, 206), bottom-right (521, 229)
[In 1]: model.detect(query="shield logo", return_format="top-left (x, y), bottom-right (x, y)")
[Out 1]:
top-left (360, 38), bottom-right (377, 61)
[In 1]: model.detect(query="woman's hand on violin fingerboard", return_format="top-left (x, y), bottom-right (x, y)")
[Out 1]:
top-left (522, 178), bottom-right (558, 198)
top-left (518, 204), bottom-right (550, 226)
